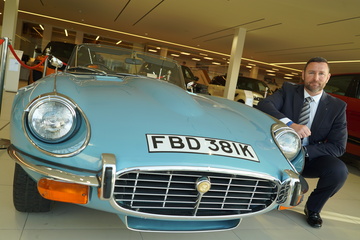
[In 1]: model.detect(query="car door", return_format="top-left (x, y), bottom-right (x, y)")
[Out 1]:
top-left (325, 74), bottom-right (360, 156)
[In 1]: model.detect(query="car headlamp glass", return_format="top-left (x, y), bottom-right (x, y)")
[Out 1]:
top-left (272, 124), bottom-right (301, 161)
top-left (27, 96), bottom-right (78, 143)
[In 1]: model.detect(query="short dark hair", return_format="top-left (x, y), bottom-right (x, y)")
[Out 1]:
top-left (304, 57), bottom-right (330, 72)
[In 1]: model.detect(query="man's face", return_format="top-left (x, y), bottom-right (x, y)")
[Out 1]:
top-left (302, 62), bottom-right (331, 96)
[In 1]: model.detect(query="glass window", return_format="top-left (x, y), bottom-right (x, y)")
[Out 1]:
top-left (258, 82), bottom-right (268, 92)
top-left (20, 22), bottom-right (44, 58)
top-left (83, 34), bottom-right (133, 49)
top-left (325, 75), bottom-right (353, 96)
top-left (52, 27), bottom-right (76, 44)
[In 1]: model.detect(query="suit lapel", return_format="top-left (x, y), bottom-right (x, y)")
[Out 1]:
top-left (294, 85), bottom-right (305, 122)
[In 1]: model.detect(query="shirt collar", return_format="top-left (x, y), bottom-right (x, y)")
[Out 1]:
top-left (304, 89), bottom-right (322, 104)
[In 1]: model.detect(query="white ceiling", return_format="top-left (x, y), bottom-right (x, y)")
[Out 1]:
top-left (6, 0), bottom-right (360, 74)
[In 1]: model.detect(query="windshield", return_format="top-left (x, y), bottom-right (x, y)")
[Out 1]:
top-left (257, 81), bottom-right (270, 94)
top-left (65, 44), bottom-right (185, 89)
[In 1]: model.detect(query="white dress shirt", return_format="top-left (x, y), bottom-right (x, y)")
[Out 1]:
top-left (302, 90), bottom-right (322, 146)
top-left (280, 89), bottom-right (323, 146)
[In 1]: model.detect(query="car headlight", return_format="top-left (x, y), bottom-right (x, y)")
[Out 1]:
top-left (272, 123), bottom-right (301, 161)
top-left (26, 95), bottom-right (79, 143)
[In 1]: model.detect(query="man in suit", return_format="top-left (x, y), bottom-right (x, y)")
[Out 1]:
top-left (257, 57), bottom-right (348, 228)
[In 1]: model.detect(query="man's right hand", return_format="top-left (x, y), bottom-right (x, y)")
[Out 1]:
top-left (290, 123), bottom-right (311, 139)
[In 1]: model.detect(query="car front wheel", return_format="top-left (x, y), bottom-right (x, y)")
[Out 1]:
top-left (13, 164), bottom-right (52, 212)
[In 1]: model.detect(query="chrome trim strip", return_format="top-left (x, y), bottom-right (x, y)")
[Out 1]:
top-left (7, 145), bottom-right (99, 187)
top-left (271, 122), bottom-right (301, 172)
top-left (124, 216), bottom-right (243, 233)
top-left (99, 153), bottom-right (116, 200)
top-left (278, 169), bottom-right (304, 207)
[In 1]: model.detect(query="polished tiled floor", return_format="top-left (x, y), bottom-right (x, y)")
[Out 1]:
top-left (1, 87), bottom-right (359, 240)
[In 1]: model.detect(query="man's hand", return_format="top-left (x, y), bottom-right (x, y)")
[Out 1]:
top-left (290, 123), bottom-right (311, 139)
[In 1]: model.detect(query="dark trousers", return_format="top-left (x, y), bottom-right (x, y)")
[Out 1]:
top-left (301, 155), bottom-right (348, 213)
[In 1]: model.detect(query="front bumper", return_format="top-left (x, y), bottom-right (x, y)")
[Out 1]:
top-left (8, 144), bottom-right (307, 229)
top-left (8, 145), bottom-right (99, 187)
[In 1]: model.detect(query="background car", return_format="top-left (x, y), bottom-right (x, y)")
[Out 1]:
top-left (181, 65), bottom-right (209, 94)
top-left (7, 43), bottom-right (307, 232)
top-left (208, 75), bottom-right (272, 106)
top-left (324, 73), bottom-right (360, 158)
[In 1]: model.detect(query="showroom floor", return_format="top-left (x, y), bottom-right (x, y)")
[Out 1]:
top-left (0, 86), bottom-right (359, 240)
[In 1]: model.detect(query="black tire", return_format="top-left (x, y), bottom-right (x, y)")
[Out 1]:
top-left (13, 164), bottom-right (52, 212)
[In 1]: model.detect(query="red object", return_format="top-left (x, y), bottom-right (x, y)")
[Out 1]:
top-left (325, 73), bottom-right (360, 157)
top-left (8, 44), bottom-right (48, 69)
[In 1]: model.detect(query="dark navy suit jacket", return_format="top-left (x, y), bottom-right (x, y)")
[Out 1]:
top-left (257, 82), bottom-right (347, 160)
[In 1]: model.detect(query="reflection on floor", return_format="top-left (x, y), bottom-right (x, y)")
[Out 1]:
top-left (1, 84), bottom-right (359, 240)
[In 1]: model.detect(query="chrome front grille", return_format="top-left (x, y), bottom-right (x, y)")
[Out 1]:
top-left (113, 170), bottom-right (278, 217)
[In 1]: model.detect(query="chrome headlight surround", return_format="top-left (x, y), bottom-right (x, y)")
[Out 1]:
top-left (23, 93), bottom-right (90, 157)
top-left (272, 123), bottom-right (301, 161)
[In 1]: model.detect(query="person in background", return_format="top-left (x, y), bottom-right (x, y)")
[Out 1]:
top-left (257, 57), bottom-right (348, 228)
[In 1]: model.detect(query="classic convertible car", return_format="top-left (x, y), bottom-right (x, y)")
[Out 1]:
top-left (8, 43), bottom-right (307, 232)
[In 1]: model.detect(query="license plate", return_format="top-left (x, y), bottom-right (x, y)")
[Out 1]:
top-left (146, 134), bottom-right (259, 162)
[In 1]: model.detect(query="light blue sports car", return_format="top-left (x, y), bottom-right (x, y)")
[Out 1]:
top-left (8, 43), bottom-right (307, 232)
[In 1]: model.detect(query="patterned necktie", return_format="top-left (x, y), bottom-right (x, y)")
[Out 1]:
top-left (298, 97), bottom-right (313, 125)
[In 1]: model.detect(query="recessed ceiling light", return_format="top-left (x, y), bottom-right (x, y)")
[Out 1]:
top-left (204, 57), bottom-right (213, 60)
top-left (116, 40), bottom-right (122, 44)
top-left (192, 58), bottom-right (201, 61)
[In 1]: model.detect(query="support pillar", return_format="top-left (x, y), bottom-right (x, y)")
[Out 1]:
top-left (160, 47), bottom-right (168, 57)
top-left (0, 38), bottom-right (10, 149)
top-left (249, 66), bottom-right (259, 79)
top-left (224, 27), bottom-right (246, 100)
top-left (0, 0), bottom-right (19, 149)
top-left (133, 43), bottom-right (144, 51)
top-left (75, 31), bottom-right (84, 44)
top-left (1, 0), bottom-right (19, 45)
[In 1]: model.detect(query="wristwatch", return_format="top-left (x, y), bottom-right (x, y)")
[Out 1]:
top-left (286, 120), bottom-right (294, 126)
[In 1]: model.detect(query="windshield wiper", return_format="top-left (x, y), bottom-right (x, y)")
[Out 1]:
top-left (66, 66), bottom-right (107, 75)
